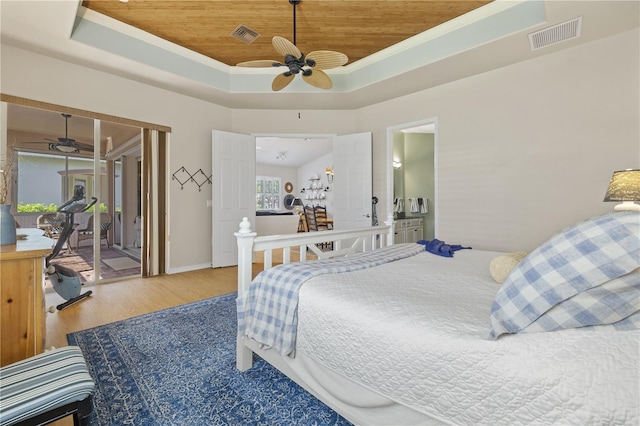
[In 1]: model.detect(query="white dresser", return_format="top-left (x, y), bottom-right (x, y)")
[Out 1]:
top-left (394, 217), bottom-right (424, 244)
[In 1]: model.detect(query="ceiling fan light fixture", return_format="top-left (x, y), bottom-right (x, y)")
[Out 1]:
top-left (24, 113), bottom-right (93, 153)
top-left (49, 143), bottom-right (79, 153)
top-left (236, 0), bottom-right (348, 91)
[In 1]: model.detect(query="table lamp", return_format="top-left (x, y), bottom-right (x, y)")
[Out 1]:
top-left (603, 169), bottom-right (640, 211)
top-left (292, 197), bottom-right (304, 214)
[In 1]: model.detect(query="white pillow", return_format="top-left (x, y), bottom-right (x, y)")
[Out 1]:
top-left (489, 251), bottom-right (528, 284)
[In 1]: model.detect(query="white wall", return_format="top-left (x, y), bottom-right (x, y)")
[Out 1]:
top-left (2, 28), bottom-right (638, 271)
top-left (1, 44), bottom-right (231, 271)
top-left (357, 28), bottom-right (640, 252)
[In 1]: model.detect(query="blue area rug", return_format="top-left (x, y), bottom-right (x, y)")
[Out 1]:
top-left (67, 293), bottom-right (351, 425)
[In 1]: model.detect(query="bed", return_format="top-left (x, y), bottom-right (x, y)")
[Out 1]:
top-left (234, 213), bottom-right (639, 425)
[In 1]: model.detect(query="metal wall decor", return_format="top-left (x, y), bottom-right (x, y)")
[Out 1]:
top-left (172, 166), bottom-right (212, 191)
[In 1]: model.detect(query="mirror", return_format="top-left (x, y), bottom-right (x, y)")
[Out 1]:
top-left (393, 131), bottom-right (435, 238)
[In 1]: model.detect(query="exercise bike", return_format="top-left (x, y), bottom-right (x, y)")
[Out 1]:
top-left (46, 185), bottom-right (98, 311)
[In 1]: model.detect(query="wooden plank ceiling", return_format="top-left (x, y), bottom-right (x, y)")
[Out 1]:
top-left (81, 0), bottom-right (492, 66)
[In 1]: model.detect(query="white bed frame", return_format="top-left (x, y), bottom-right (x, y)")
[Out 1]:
top-left (235, 217), bottom-right (445, 424)
top-left (235, 216), bottom-right (395, 371)
top-left (234, 217), bottom-right (414, 424)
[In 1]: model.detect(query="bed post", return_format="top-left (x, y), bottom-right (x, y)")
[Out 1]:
top-left (235, 217), bottom-right (256, 371)
top-left (384, 214), bottom-right (395, 246)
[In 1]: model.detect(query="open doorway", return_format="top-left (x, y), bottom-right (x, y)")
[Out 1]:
top-left (211, 131), bottom-right (372, 267)
top-left (6, 103), bottom-right (143, 286)
top-left (108, 143), bottom-right (143, 263)
top-left (387, 119), bottom-right (438, 242)
top-left (255, 135), bottom-right (333, 211)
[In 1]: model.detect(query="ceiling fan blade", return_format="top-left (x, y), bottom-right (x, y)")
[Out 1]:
top-left (21, 141), bottom-right (51, 146)
top-left (74, 142), bottom-right (95, 152)
top-left (273, 36), bottom-right (301, 59)
top-left (272, 73), bottom-right (295, 91)
top-left (302, 69), bottom-right (333, 90)
top-left (306, 51), bottom-right (348, 70)
top-left (236, 60), bottom-right (282, 68)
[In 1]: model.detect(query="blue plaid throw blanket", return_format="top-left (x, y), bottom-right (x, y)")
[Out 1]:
top-left (488, 212), bottom-right (640, 339)
top-left (237, 243), bottom-right (425, 356)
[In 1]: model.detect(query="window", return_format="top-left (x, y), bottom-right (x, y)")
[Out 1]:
top-left (256, 176), bottom-right (281, 210)
top-left (15, 151), bottom-right (106, 211)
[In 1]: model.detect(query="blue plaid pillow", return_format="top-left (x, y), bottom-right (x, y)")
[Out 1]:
top-left (488, 212), bottom-right (639, 339)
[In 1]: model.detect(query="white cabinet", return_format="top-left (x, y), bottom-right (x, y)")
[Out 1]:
top-left (394, 218), bottom-right (424, 244)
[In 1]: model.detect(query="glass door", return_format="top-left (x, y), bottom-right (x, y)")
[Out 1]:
top-left (9, 104), bottom-right (142, 289)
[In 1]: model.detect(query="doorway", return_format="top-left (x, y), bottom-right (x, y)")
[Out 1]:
top-left (109, 147), bottom-right (143, 262)
top-left (386, 118), bottom-right (438, 240)
top-left (6, 102), bottom-right (144, 285)
top-left (211, 131), bottom-right (372, 267)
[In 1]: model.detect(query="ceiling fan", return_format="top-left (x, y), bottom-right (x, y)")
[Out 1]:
top-left (24, 113), bottom-right (94, 153)
top-left (236, 0), bottom-right (348, 91)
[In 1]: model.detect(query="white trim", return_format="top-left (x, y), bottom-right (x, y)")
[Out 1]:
top-left (150, 130), bottom-right (160, 275)
top-left (167, 263), bottom-right (213, 275)
top-left (386, 117), bottom-right (439, 238)
top-left (92, 118), bottom-right (102, 284)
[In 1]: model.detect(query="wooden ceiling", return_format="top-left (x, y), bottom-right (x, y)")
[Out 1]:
top-left (81, 0), bottom-right (492, 67)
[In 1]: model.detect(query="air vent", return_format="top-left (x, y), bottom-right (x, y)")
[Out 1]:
top-left (231, 25), bottom-right (260, 44)
top-left (529, 17), bottom-right (582, 50)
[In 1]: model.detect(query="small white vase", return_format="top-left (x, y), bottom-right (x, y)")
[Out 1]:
top-left (0, 204), bottom-right (17, 245)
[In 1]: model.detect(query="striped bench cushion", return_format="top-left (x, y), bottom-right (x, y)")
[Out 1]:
top-left (0, 346), bottom-right (94, 426)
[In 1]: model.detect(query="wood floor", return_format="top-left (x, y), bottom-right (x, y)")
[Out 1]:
top-left (45, 248), bottom-right (308, 348)
top-left (45, 267), bottom-right (239, 349)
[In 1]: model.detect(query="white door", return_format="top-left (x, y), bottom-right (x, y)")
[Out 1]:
top-left (212, 130), bottom-right (255, 267)
top-left (332, 132), bottom-right (372, 230)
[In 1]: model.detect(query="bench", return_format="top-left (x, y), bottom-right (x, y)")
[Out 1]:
top-left (0, 346), bottom-right (95, 426)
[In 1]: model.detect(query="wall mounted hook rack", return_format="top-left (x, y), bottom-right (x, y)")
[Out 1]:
top-left (172, 167), bottom-right (212, 192)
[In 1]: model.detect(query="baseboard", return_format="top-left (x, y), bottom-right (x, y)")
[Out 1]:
top-left (167, 263), bottom-right (212, 274)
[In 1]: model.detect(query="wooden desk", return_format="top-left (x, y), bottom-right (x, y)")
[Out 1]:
top-left (0, 228), bottom-right (51, 366)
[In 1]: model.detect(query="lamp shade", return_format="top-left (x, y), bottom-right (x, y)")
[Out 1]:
top-left (292, 198), bottom-right (304, 206)
top-left (603, 169), bottom-right (640, 201)
top-left (603, 169), bottom-right (640, 211)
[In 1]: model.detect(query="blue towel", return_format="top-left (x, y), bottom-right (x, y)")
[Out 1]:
top-left (417, 239), bottom-right (471, 257)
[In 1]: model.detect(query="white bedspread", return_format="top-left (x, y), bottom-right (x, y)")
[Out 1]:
top-left (295, 249), bottom-right (640, 425)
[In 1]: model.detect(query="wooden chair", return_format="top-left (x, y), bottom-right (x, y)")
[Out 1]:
top-left (297, 213), bottom-right (307, 232)
top-left (303, 205), bottom-right (318, 231)
top-left (37, 213), bottom-right (64, 237)
top-left (304, 205), bottom-right (332, 250)
top-left (76, 212), bottom-right (112, 251)
top-left (37, 213), bottom-right (73, 253)
top-left (313, 205), bottom-right (332, 230)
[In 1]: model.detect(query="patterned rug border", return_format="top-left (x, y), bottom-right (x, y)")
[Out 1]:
top-left (67, 293), bottom-right (350, 426)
